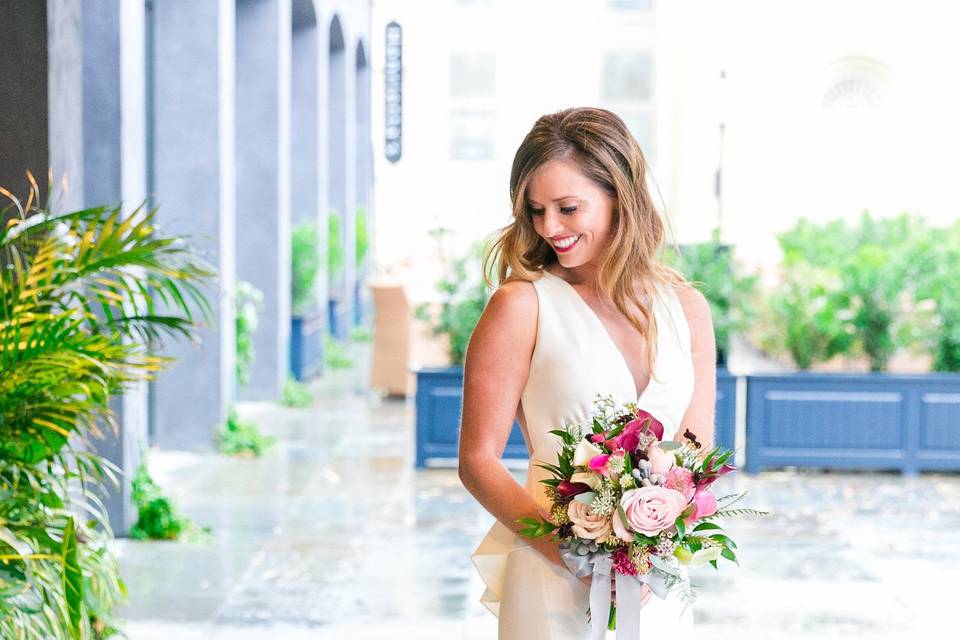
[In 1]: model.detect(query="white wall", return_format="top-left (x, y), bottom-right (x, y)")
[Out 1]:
top-left (371, 0), bottom-right (960, 300)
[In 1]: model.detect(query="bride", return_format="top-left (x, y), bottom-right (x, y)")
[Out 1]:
top-left (458, 107), bottom-right (717, 639)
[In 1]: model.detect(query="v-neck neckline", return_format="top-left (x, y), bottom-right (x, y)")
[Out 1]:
top-left (541, 269), bottom-right (658, 403)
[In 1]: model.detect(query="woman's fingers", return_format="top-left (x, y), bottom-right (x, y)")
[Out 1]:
top-left (640, 583), bottom-right (652, 607)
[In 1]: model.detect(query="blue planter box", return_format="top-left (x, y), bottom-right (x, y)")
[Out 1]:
top-left (415, 365), bottom-right (740, 468)
top-left (415, 366), bottom-right (527, 467)
top-left (290, 312), bottom-right (325, 381)
top-left (716, 366), bottom-right (737, 451)
top-left (745, 371), bottom-right (960, 475)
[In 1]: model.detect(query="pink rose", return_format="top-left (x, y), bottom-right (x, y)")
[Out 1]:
top-left (612, 486), bottom-right (689, 540)
top-left (567, 500), bottom-right (613, 541)
top-left (647, 445), bottom-right (676, 476)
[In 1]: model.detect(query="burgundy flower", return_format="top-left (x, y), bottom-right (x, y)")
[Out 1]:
top-left (556, 480), bottom-right (592, 498)
top-left (696, 463), bottom-right (736, 490)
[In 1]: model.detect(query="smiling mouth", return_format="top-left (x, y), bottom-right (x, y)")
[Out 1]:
top-left (552, 235), bottom-right (581, 253)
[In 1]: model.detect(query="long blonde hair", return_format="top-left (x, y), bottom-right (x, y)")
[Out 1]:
top-left (481, 106), bottom-right (690, 380)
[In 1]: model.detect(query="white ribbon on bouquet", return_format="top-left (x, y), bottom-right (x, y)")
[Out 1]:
top-left (560, 544), bottom-right (675, 640)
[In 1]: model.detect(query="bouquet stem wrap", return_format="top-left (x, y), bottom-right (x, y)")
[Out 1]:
top-left (560, 543), bottom-right (674, 640)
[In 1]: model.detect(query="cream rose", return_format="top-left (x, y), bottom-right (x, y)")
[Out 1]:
top-left (567, 500), bottom-right (612, 541)
top-left (613, 486), bottom-right (689, 540)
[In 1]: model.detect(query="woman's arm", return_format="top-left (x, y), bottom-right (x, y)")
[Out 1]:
top-left (674, 284), bottom-right (718, 450)
top-left (457, 280), bottom-right (563, 566)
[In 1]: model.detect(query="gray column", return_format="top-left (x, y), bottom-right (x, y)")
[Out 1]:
top-left (235, 0), bottom-right (291, 400)
top-left (354, 40), bottom-right (372, 327)
top-left (0, 1), bottom-right (49, 203)
top-left (47, 0), bottom-right (84, 211)
top-left (327, 16), bottom-right (350, 341)
top-left (81, 0), bottom-right (149, 537)
top-left (151, 0), bottom-right (236, 451)
top-left (291, 2), bottom-right (319, 227)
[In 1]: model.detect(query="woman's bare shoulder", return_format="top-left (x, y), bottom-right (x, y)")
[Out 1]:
top-left (483, 277), bottom-right (539, 327)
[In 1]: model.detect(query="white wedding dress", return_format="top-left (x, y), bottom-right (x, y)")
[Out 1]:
top-left (471, 269), bottom-right (697, 639)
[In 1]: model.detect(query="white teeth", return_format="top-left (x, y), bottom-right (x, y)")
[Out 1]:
top-left (554, 235), bottom-right (580, 249)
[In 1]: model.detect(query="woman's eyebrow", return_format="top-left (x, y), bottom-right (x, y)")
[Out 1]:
top-left (527, 195), bottom-right (579, 205)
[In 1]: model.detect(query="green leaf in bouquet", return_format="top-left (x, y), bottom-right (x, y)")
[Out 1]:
top-left (701, 447), bottom-right (718, 470)
top-left (692, 522), bottom-right (724, 532)
top-left (708, 533), bottom-right (738, 549)
top-left (709, 559), bottom-right (719, 570)
top-left (535, 462), bottom-right (564, 477)
top-left (721, 547), bottom-right (739, 565)
top-left (633, 532), bottom-right (658, 546)
top-left (657, 440), bottom-right (682, 451)
top-left (674, 515), bottom-right (686, 540)
top-left (549, 429), bottom-right (576, 445)
top-left (623, 450), bottom-right (633, 476)
top-left (541, 478), bottom-right (562, 487)
top-left (517, 517), bottom-right (555, 539)
top-left (592, 417), bottom-right (605, 434)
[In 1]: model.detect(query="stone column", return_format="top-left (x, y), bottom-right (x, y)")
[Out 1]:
top-left (150, 0), bottom-right (236, 451)
top-left (235, 0), bottom-right (291, 400)
top-left (80, 0), bottom-right (150, 537)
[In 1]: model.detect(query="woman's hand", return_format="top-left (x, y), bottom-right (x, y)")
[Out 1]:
top-left (611, 580), bottom-right (653, 608)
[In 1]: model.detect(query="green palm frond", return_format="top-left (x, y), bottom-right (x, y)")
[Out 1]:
top-left (0, 175), bottom-right (215, 637)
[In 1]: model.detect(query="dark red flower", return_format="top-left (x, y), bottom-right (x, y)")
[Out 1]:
top-left (556, 480), bottom-right (592, 498)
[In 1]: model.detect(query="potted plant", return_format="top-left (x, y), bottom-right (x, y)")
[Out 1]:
top-left (412, 237), bottom-right (527, 467)
top-left (744, 212), bottom-right (960, 475)
top-left (661, 226), bottom-right (757, 450)
top-left (290, 219), bottom-right (325, 380)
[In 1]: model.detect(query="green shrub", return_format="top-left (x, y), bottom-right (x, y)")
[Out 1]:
top-left (763, 211), bottom-right (925, 371)
top-left (129, 450), bottom-right (211, 544)
top-left (356, 205), bottom-right (369, 268)
top-left (414, 239), bottom-right (492, 366)
top-left (759, 262), bottom-right (856, 369)
top-left (236, 280), bottom-right (263, 386)
top-left (913, 220), bottom-right (960, 372)
top-left (215, 406), bottom-right (276, 457)
top-left (328, 211), bottom-right (344, 280)
top-left (323, 332), bottom-right (354, 368)
top-left (291, 221), bottom-right (321, 315)
top-left (281, 377), bottom-right (314, 407)
top-left (661, 228), bottom-right (759, 365)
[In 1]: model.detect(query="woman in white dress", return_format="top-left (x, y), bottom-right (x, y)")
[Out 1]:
top-left (458, 107), bottom-right (718, 639)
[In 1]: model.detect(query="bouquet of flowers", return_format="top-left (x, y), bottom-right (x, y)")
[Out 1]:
top-left (518, 394), bottom-right (768, 638)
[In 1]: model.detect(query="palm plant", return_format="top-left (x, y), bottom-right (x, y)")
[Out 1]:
top-left (0, 173), bottom-right (215, 638)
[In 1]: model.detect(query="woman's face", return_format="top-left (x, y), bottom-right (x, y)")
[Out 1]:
top-left (526, 158), bottom-right (616, 270)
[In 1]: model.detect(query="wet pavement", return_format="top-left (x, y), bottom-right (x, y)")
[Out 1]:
top-left (115, 342), bottom-right (959, 639)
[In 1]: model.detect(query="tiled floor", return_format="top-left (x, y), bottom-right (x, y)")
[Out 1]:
top-left (115, 342), bottom-right (959, 639)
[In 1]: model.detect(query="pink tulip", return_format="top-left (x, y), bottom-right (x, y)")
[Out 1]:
top-left (683, 489), bottom-right (718, 524)
top-left (588, 454), bottom-right (611, 476)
